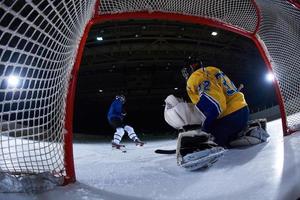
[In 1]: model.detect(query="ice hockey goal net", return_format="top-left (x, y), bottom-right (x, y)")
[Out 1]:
top-left (0, 0), bottom-right (299, 186)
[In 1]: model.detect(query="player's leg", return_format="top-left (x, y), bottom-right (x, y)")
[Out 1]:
top-left (248, 118), bottom-right (267, 130)
top-left (124, 125), bottom-right (144, 146)
top-left (112, 128), bottom-right (125, 147)
top-left (109, 117), bottom-right (125, 147)
top-left (230, 118), bottom-right (270, 147)
top-left (209, 106), bottom-right (249, 147)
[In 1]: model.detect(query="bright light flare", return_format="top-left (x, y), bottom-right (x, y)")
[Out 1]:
top-left (96, 36), bottom-right (103, 41)
top-left (266, 73), bottom-right (275, 82)
top-left (211, 31), bottom-right (218, 36)
top-left (7, 75), bottom-right (20, 88)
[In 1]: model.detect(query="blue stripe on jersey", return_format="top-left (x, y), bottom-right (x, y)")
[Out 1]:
top-left (215, 71), bottom-right (224, 79)
top-left (196, 93), bottom-right (222, 131)
top-left (202, 93), bottom-right (222, 114)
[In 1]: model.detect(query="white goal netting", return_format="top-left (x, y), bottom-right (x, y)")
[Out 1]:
top-left (0, 0), bottom-right (299, 188)
top-left (0, 0), bottom-right (96, 186)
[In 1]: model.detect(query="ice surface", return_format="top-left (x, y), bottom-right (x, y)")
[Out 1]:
top-left (0, 118), bottom-right (300, 200)
top-left (0, 172), bottom-right (63, 193)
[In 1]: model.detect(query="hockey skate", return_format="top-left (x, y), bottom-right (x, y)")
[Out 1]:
top-left (112, 141), bottom-right (126, 153)
top-left (134, 139), bottom-right (145, 146)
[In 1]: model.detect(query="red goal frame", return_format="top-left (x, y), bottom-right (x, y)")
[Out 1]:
top-left (63, 0), bottom-right (296, 184)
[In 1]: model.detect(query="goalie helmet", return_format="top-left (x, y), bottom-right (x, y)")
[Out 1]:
top-left (116, 94), bottom-right (126, 103)
top-left (181, 56), bottom-right (203, 80)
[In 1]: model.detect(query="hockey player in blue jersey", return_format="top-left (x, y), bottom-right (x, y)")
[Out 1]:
top-left (107, 95), bottom-right (144, 150)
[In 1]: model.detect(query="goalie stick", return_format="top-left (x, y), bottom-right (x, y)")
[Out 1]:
top-left (155, 145), bottom-right (213, 154)
top-left (154, 149), bottom-right (176, 154)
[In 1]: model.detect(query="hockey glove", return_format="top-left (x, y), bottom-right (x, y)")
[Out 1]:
top-left (164, 94), bottom-right (205, 130)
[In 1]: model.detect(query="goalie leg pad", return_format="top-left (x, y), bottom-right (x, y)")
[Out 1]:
top-left (176, 130), bottom-right (217, 165)
top-left (247, 126), bottom-right (270, 142)
top-left (248, 118), bottom-right (267, 131)
top-left (180, 147), bottom-right (226, 171)
top-left (229, 136), bottom-right (262, 147)
top-left (230, 126), bottom-right (270, 147)
top-left (179, 131), bottom-right (212, 155)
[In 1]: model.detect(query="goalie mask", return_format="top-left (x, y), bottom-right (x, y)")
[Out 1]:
top-left (116, 95), bottom-right (126, 103)
top-left (181, 56), bottom-right (203, 80)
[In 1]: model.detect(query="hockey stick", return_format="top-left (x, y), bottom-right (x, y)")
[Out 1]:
top-left (238, 83), bottom-right (244, 91)
top-left (154, 149), bottom-right (176, 154)
top-left (154, 144), bottom-right (220, 155)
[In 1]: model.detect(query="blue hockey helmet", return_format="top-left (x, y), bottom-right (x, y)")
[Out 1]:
top-left (116, 94), bottom-right (126, 103)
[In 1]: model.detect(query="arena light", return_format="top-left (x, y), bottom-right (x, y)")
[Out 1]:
top-left (7, 75), bottom-right (20, 88)
top-left (266, 72), bottom-right (275, 82)
top-left (211, 31), bottom-right (218, 36)
top-left (96, 36), bottom-right (103, 41)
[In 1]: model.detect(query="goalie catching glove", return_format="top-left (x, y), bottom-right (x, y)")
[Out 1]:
top-left (176, 129), bottom-right (226, 171)
top-left (164, 94), bottom-right (205, 130)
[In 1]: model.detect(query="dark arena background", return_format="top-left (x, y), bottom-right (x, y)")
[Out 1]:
top-left (73, 20), bottom-right (277, 136)
top-left (1, 1), bottom-right (300, 199)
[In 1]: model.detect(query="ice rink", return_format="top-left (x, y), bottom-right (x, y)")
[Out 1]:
top-left (1, 118), bottom-right (300, 200)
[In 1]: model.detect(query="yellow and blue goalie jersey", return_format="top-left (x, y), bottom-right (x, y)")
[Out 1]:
top-left (186, 66), bottom-right (247, 131)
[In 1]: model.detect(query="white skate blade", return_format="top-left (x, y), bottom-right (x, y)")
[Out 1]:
top-left (112, 146), bottom-right (127, 153)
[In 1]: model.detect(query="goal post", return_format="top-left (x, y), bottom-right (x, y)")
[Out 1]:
top-left (0, 0), bottom-right (299, 189)
top-left (0, 0), bottom-right (96, 188)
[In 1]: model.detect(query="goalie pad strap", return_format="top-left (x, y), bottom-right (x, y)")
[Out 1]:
top-left (176, 130), bottom-right (216, 165)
